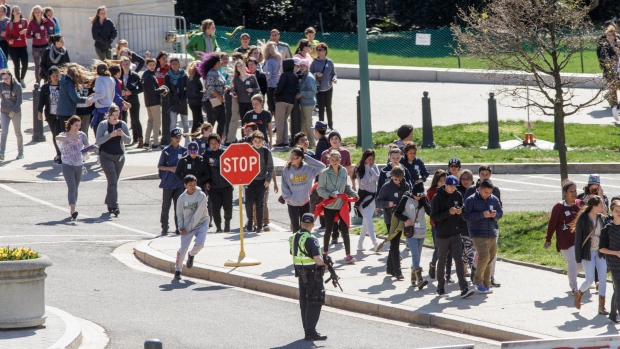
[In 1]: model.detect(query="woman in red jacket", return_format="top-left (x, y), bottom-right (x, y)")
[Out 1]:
top-left (545, 179), bottom-right (583, 295)
top-left (27, 5), bottom-right (54, 85)
top-left (5, 6), bottom-right (27, 88)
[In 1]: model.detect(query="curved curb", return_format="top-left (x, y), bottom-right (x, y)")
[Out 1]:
top-left (46, 306), bottom-right (82, 349)
top-left (133, 240), bottom-right (548, 343)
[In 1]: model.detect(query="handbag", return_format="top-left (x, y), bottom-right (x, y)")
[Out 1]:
top-left (209, 97), bottom-right (222, 107)
top-left (403, 204), bottom-right (422, 238)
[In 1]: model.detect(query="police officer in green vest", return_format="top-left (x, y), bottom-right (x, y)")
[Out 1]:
top-left (289, 213), bottom-right (328, 341)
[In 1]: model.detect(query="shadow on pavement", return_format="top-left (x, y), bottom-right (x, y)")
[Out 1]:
top-left (193, 285), bottom-right (231, 292)
top-left (270, 339), bottom-right (325, 349)
top-left (588, 108), bottom-right (613, 119)
top-left (159, 280), bottom-right (196, 291)
top-left (36, 217), bottom-right (74, 226)
top-left (261, 264), bottom-right (293, 279)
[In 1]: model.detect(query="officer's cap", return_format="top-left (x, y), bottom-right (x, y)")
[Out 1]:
top-left (301, 213), bottom-right (315, 224)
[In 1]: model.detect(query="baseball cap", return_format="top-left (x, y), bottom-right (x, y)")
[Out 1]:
top-left (187, 141), bottom-right (199, 154)
top-left (412, 182), bottom-right (425, 196)
top-left (314, 121), bottom-right (327, 131)
top-left (445, 175), bottom-right (459, 186)
top-left (397, 124), bottom-right (413, 140)
top-left (448, 158), bottom-right (461, 167)
top-left (240, 33), bottom-right (250, 39)
top-left (299, 59), bottom-right (310, 67)
top-left (301, 213), bottom-right (315, 224)
top-left (293, 57), bottom-right (301, 66)
top-left (170, 128), bottom-right (183, 138)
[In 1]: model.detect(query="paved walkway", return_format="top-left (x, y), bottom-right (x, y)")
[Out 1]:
top-left (136, 226), bottom-right (619, 342)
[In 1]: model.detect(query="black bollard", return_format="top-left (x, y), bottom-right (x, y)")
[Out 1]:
top-left (144, 339), bottom-right (163, 349)
top-left (421, 91), bottom-right (435, 148)
top-left (289, 99), bottom-right (301, 147)
top-left (161, 96), bottom-right (171, 145)
top-left (32, 83), bottom-right (45, 142)
top-left (487, 93), bottom-right (500, 149)
top-left (356, 90), bottom-right (361, 147)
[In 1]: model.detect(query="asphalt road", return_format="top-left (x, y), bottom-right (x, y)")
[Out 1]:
top-left (0, 180), bottom-right (500, 349)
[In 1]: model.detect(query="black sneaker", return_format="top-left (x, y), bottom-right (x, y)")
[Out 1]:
top-left (215, 228), bottom-right (223, 233)
top-left (255, 226), bottom-right (263, 233)
top-left (113, 208), bottom-right (120, 217)
top-left (331, 238), bottom-right (339, 245)
top-left (187, 253), bottom-right (194, 269)
top-left (445, 275), bottom-right (455, 283)
top-left (175, 229), bottom-right (180, 235)
top-left (429, 262), bottom-right (436, 279)
top-left (437, 287), bottom-right (447, 297)
top-left (491, 277), bottom-right (501, 288)
top-left (161, 229), bottom-right (169, 236)
top-left (174, 271), bottom-right (181, 280)
top-left (461, 288), bottom-right (475, 299)
top-left (224, 223), bottom-right (230, 233)
top-left (304, 333), bottom-right (327, 341)
top-left (245, 222), bottom-right (254, 232)
top-left (71, 211), bottom-right (78, 220)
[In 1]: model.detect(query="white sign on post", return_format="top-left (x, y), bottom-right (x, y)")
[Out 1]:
top-left (416, 33), bottom-right (431, 46)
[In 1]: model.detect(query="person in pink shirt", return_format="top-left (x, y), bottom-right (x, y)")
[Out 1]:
top-left (27, 5), bottom-right (53, 85)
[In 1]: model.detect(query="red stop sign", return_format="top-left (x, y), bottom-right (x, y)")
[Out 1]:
top-left (220, 143), bottom-right (261, 186)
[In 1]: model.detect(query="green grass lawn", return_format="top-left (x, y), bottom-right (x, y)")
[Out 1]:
top-left (350, 211), bottom-right (566, 269)
top-left (328, 48), bottom-right (601, 74)
top-left (274, 120), bottom-right (620, 164)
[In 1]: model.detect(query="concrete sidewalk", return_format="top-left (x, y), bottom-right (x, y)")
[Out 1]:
top-left (134, 228), bottom-right (619, 343)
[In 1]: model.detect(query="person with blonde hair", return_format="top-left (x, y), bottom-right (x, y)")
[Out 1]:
top-left (90, 6), bottom-right (117, 60)
top-left (115, 40), bottom-right (146, 72)
top-left (186, 19), bottom-right (219, 59)
top-left (26, 5), bottom-right (54, 84)
top-left (263, 41), bottom-right (282, 115)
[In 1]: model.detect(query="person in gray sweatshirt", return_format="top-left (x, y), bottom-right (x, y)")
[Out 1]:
top-left (281, 147), bottom-right (325, 232)
top-left (174, 174), bottom-right (210, 280)
top-left (244, 130), bottom-right (275, 233)
top-left (0, 69), bottom-right (22, 161)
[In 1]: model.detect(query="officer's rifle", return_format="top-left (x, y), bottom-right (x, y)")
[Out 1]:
top-left (322, 254), bottom-right (343, 291)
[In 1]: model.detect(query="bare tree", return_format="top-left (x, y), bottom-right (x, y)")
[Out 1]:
top-left (452, 0), bottom-right (606, 183)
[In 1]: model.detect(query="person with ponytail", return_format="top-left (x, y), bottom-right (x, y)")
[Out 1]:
top-left (281, 147), bottom-right (325, 233)
top-left (26, 5), bottom-right (54, 85)
top-left (573, 195), bottom-right (608, 315)
top-left (545, 179), bottom-right (583, 294)
top-left (351, 149), bottom-right (380, 251)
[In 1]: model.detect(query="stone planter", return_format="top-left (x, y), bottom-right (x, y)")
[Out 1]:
top-left (0, 255), bottom-right (53, 329)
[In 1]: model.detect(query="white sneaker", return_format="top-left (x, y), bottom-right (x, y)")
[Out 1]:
top-left (613, 106), bottom-right (619, 122)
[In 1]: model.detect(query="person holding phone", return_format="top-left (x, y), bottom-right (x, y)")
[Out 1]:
top-left (55, 116), bottom-right (96, 220)
top-left (96, 105), bottom-right (131, 216)
top-left (578, 174), bottom-right (609, 213)
top-left (463, 179), bottom-right (503, 295)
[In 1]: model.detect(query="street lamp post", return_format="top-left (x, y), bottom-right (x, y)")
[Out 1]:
top-left (357, 0), bottom-right (372, 150)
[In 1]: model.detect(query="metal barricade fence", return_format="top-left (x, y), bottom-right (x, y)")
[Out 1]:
top-left (117, 13), bottom-right (188, 59)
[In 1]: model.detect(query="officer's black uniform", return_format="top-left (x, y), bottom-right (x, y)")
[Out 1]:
top-left (290, 214), bottom-right (327, 341)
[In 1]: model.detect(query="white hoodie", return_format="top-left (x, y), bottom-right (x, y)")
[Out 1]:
top-left (176, 187), bottom-right (209, 232)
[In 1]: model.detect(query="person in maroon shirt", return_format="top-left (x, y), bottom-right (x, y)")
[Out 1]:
top-left (545, 179), bottom-right (583, 294)
top-left (5, 6), bottom-right (27, 87)
top-left (26, 5), bottom-right (54, 85)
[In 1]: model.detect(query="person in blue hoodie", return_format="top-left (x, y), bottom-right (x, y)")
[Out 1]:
top-left (463, 179), bottom-right (503, 294)
top-left (157, 128), bottom-right (187, 235)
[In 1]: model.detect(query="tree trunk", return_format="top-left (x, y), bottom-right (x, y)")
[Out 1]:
top-left (555, 101), bottom-right (568, 186)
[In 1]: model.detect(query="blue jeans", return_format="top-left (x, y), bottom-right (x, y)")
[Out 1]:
top-left (579, 250), bottom-right (607, 296)
top-left (431, 226), bottom-right (452, 274)
top-left (406, 236), bottom-right (424, 268)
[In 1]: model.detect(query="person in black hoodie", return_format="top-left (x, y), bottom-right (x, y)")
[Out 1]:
top-left (142, 57), bottom-right (169, 150)
top-left (186, 61), bottom-right (204, 133)
top-left (274, 58), bottom-right (298, 147)
top-left (376, 166), bottom-right (410, 279)
top-left (165, 57), bottom-right (190, 146)
top-left (203, 133), bottom-right (232, 233)
top-left (248, 57), bottom-right (267, 95)
top-left (37, 65), bottom-right (61, 163)
top-left (120, 56), bottom-right (143, 147)
top-left (431, 175), bottom-right (474, 298)
top-left (175, 141), bottom-right (208, 190)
